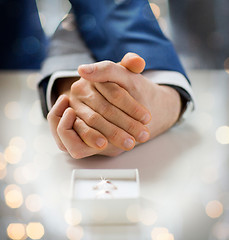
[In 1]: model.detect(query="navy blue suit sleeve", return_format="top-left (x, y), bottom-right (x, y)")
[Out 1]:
top-left (70, 0), bottom-right (189, 83)
top-left (0, 0), bottom-right (47, 69)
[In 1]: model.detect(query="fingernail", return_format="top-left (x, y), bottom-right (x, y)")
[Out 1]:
top-left (138, 131), bottom-right (150, 142)
top-left (124, 138), bottom-right (135, 150)
top-left (96, 138), bottom-right (106, 148)
top-left (141, 113), bottom-right (151, 124)
top-left (80, 64), bottom-right (94, 74)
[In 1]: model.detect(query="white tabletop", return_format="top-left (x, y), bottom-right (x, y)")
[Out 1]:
top-left (0, 70), bottom-right (228, 240)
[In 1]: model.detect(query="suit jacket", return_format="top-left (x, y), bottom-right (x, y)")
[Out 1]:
top-left (39, 0), bottom-right (192, 117)
top-left (0, 0), bottom-right (47, 69)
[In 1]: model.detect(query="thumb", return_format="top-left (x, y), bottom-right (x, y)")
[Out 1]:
top-left (119, 52), bottom-right (146, 74)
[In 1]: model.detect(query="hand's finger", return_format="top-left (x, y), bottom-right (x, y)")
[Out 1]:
top-left (72, 102), bottom-right (136, 151)
top-left (57, 108), bottom-right (98, 159)
top-left (78, 60), bottom-right (138, 90)
top-left (47, 95), bottom-right (69, 151)
top-left (73, 117), bottom-right (108, 149)
top-left (94, 82), bottom-right (151, 125)
top-left (120, 52), bottom-right (145, 74)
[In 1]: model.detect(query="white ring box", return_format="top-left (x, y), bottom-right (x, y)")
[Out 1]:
top-left (70, 169), bottom-right (140, 225)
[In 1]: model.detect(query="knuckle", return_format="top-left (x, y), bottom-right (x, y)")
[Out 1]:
top-left (80, 128), bottom-right (93, 140)
top-left (126, 121), bottom-right (138, 133)
top-left (108, 128), bottom-right (120, 142)
top-left (110, 86), bottom-right (123, 101)
top-left (100, 103), bottom-right (113, 118)
top-left (130, 105), bottom-right (141, 117)
top-left (86, 112), bottom-right (100, 126)
top-left (102, 60), bottom-right (114, 72)
top-left (71, 79), bottom-right (86, 95)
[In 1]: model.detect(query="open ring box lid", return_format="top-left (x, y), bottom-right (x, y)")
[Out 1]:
top-left (70, 169), bottom-right (140, 225)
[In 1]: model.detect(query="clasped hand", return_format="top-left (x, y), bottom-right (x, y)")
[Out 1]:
top-left (47, 53), bottom-right (181, 159)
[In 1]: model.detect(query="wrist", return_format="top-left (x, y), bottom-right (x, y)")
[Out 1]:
top-left (148, 84), bottom-right (182, 138)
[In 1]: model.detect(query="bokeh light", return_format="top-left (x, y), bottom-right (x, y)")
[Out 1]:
top-left (65, 208), bottom-right (82, 226)
top-left (205, 200), bottom-right (223, 218)
top-left (0, 152), bottom-right (7, 170)
top-left (4, 184), bottom-right (24, 209)
top-left (4, 145), bottom-right (23, 164)
top-left (140, 208), bottom-right (157, 226)
top-left (26, 73), bottom-right (42, 90)
top-left (66, 226), bottom-right (84, 240)
top-left (9, 136), bottom-right (27, 153)
top-left (126, 204), bottom-right (141, 223)
top-left (26, 222), bottom-right (45, 239)
top-left (7, 223), bottom-right (26, 240)
top-left (150, 3), bottom-right (161, 19)
top-left (151, 228), bottom-right (174, 240)
top-left (224, 57), bottom-right (229, 74)
top-left (216, 126), bottom-right (229, 144)
top-left (25, 194), bottom-right (43, 212)
top-left (4, 101), bottom-right (22, 119)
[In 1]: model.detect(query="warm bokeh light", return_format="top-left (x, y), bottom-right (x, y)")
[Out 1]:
top-left (4, 146), bottom-right (23, 164)
top-left (150, 3), bottom-right (161, 19)
top-left (7, 223), bottom-right (26, 240)
top-left (65, 208), bottom-right (82, 226)
top-left (157, 233), bottom-right (174, 240)
top-left (4, 184), bottom-right (24, 209)
top-left (9, 136), bottom-right (27, 153)
top-left (224, 57), bottom-right (229, 74)
top-left (0, 152), bottom-right (7, 170)
top-left (4, 101), bottom-right (22, 119)
top-left (205, 200), bottom-right (224, 218)
top-left (151, 227), bottom-right (173, 240)
top-left (66, 226), bottom-right (84, 240)
top-left (26, 73), bottom-right (42, 90)
top-left (126, 204), bottom-right (141, 223)
top-left (140, 208), bottom-right (157, 226)
top-left (26, 222), bottom-right (45, 239)
top-left (215, 126), bottom-right (229, 144)
top-left (25, 194), bottom-right (43, 212)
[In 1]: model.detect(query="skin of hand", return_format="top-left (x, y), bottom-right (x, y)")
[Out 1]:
top-left (48, 53), bottom-right (181, 159)
top-left (48, 53), bottom-right (152, 158)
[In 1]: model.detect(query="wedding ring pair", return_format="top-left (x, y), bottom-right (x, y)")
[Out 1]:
top-left (93, 177), bottom-right (117, 199)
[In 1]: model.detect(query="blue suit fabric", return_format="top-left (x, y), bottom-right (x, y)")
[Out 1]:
top-left (0, 0), bottom-right (47, 69)
top-left (70, 0), bottom-right (188, 81)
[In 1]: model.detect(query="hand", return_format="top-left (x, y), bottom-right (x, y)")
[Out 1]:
top-left (78, 54), bottom-right (182, 139)
top-left (48, 53), bottom-right (152, 158)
